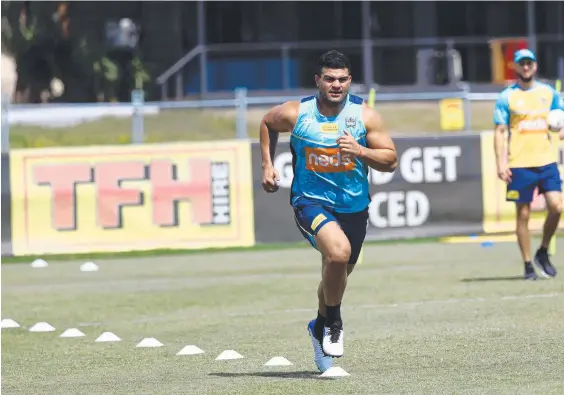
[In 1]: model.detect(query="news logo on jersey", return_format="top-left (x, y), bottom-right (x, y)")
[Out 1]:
top-left (305, 147), bottom-right (355, 173)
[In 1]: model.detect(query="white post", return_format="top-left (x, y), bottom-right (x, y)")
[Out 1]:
top-left (235, 87), bottom-right (248, 139)
top-left (1, 93), bottom-right (9, 153)
top-left (131, 89), bottom-right (145, 144)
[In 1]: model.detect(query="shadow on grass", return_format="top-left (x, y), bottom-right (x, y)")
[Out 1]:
top-left (209, 371), bottom-right (320, 380)
top-left (460, 276), bottom-right (530, 282)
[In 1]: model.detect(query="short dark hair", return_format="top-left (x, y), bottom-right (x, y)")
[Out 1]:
top-left (316, 50), bottom-right (351, 75)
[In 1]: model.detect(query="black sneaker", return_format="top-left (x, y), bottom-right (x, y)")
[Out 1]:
top-left (534, 248), bottom-right (557, 278)
top-left (524, 262), bottom-right (538, 280)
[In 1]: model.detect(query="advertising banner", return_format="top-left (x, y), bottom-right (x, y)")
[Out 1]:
top-left (481, 131), bottom-right (564, 233)
top-left (10, 141), bottom-right (254, 256)
top-left (251, 135), bottom-right (484, 244)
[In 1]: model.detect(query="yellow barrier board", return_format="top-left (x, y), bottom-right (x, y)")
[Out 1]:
top-left (480, 131), bottom-right (563, 234)
top-left (439, 98), bottom-right (465, 131)
top-left (441, 234), bottom-right (517, 244)
top-left (10, 141), bottom-right (255, 255)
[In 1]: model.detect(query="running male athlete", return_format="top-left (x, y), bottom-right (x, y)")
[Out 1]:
top-left (259, 50), bottom-right (397, 372)
top-left (494, 49), bottom-right (564, 280)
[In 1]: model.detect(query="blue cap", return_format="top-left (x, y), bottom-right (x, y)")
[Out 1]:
top-left (514, 49), bottom-right (536, 63)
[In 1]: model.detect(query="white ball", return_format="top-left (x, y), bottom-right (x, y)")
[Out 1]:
top-left (119, 18), bottom-right (133, 30)
top-left (50, 78), bottom-right (64, 97)
top-left (547, 109), bottom-right (564, 131)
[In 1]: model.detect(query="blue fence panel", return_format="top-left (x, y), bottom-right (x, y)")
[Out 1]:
top-left (185, 57), bottom-right (300, 93)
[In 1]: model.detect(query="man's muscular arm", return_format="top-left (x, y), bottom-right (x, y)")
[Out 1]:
top-left (259, 101), bottom-right (299, 168)
top-left (492, 93), bottom-right (512, 181)
top-left (494, 124), bottom-right (512, 181)
top-left (259, 101), bottom-right (299, 193)
top-left (358, 105), bottom-right (398, 172)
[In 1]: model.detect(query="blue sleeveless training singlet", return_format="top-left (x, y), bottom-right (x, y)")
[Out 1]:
top-left (290, 94), bottom-right (370, 214)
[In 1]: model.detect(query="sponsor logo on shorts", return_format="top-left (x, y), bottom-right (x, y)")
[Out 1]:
top-left (311, 213), bottom-right (327, 231)
top-left (305, 147), bottom-right (355, 173)
top-left (507, 190), bottom-right (520, 200)
top-left (320, 123), bottom-right (339, 134)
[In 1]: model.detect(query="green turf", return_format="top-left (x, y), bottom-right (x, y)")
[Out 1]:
top-left (1, 235), bottom-right (447, 264)
top-left (9, 101), bottom-right (496, 148)
top-left (3, 238), bottom-right (564, 394)
top-left (4, 231), bottom-right (562, 265)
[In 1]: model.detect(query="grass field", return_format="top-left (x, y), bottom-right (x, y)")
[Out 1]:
top-left (2, 237), bottom-right (564, 394)
top-left (9, 101), bottom-right (496, 148)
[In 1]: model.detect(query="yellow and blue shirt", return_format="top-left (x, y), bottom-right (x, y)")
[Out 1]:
top-left (494, 82), bottom-right (563, 168)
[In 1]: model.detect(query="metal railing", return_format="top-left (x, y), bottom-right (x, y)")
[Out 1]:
top-left (156, 34), bottom-right (564, 100)
top-left (8, 86), bottom-right (562, 152)
top-left (4, 86), bottom-right (564, 152)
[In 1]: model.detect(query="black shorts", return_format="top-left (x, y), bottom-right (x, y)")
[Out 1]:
top-left (293, 198), bottom-right (369, 264)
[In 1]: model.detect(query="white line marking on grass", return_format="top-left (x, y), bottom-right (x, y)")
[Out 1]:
top-left (69, 292), bottom-right (563, 329)
top-left (77, 322), bottom-right (104, 327)
top-left (353, 297), bottom-right (487, 310)
top-left (263, 292), bottom-right (561, 318)
top-left (2, 264), bottom-right (439, 294)
top-left (500, 292), bottom-right (560, 300)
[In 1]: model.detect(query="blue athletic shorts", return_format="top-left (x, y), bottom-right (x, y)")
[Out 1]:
top-left (292, 198), bottom-right (369, 264)
top-left (506, 162), bottom-right (562, 203)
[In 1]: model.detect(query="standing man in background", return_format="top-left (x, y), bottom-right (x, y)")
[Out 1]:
top-left (494, 49), bottom-right (564, 280)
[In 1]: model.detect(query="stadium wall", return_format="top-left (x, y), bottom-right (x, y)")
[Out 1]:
top-left (2, 134), bottom-right (563, 257)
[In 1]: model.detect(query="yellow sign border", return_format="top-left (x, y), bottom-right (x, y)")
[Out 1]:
top-left (10, 141), bottom-right (255, 256)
